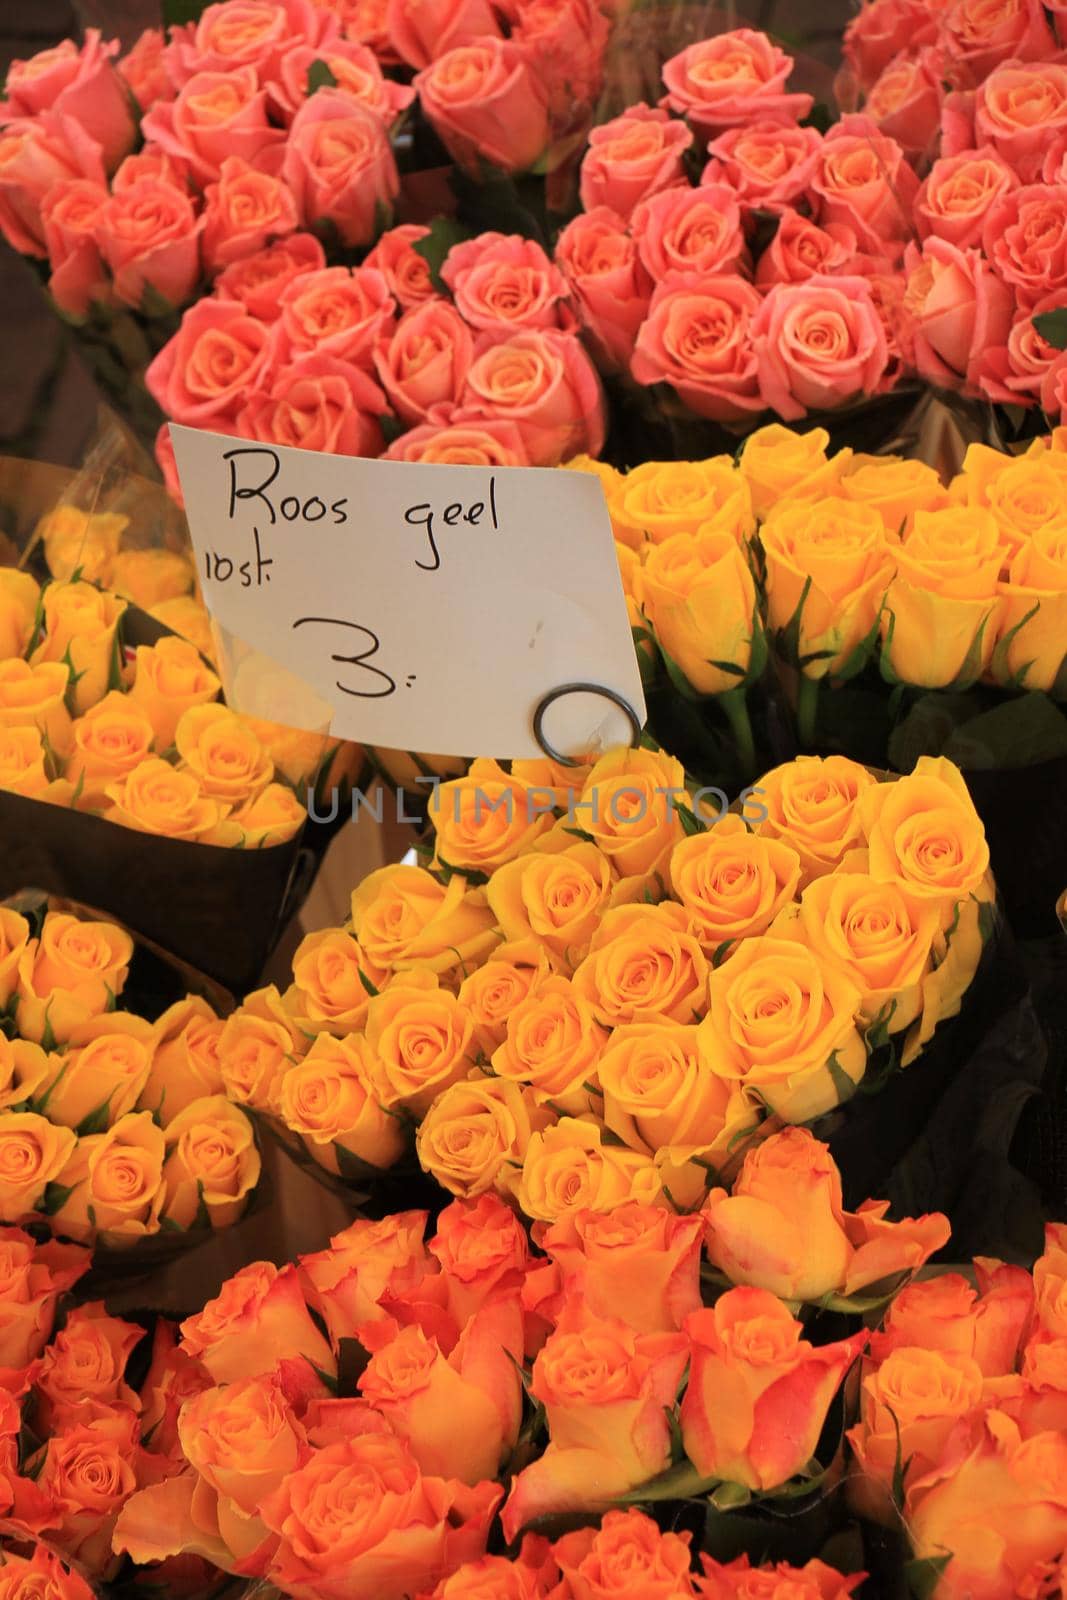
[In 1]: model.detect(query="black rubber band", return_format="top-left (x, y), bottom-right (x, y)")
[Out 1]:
top-left (532, 682), bottom-right (643, 766)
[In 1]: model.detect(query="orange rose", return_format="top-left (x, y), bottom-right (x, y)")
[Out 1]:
top-left (573, 903), bottom-right (708, 1027)
top-left (127, 636), bottom-right (222, 748)
top-left (351, 863), bottom-right (498, 978)
top-left (487, 840), bottom-right (613, 968)
top-left (501, 1310), bottom-right (688, 1538)
top-left (0, 910), bottom-right (29, 1009)
top-left (553, 1510), bottom-right (694, 1600)
top-left (458, 941), bottom-right (554, 1057)
top-left (366, 977), bottom-right (477, 1116)
top-left (429, 759), bottom-right (556, 873)
top-left (0, 1114), bottom-right (77, 1222)
top-left (30, 580), bottom-right (126, 716)
top-left (39, 1013), bottom-right (156, 1131)
top-left (492, 976), bottom-right (607, 1112)
top-left (140, 996), bottom-right (225, 1124)
top-left (174, 703), bottom-right (273, 804)
top-left (669, 814), bottom-right (801, 958)
top-left (1036, 1224), bottom-right (1067, 1339)
top-left (860, 758), bottom-right (992, 913)
top-left (681, 1289), bottom-right (865, 1489)
top-left (218, 985), bottom-right (309, 1112)
top-left (0, 658), bottom-right (73, 758)
top-left (539, 1203), bottom-right (703, 1335)
top-left (0, 1543), bottom-right (95, 1600)
top-left (697, 1554), bottom-right (862, 1598)
top-left (137, 1317), bottom-right (212, 1470)
top-left (754, 755), bottom-right (876, 884)
top-left (52, 1111), bottom-right (165, 1244)
top-left (512, 1118), bottom-right (661, 1224)
top-left (160, 1096), bottom-right (260, 1229)
top-left (181, 1260), bottom-right (335, 1384)
top-left (38, 1409), bottom-right (140, 1573)
top-left (105, 757), bottom-right (230, 841)
top-left (0, 1226), bottom-right (88, 1375)
top-left (278, 1033), bottom-right (406, 1175)
top-left (422, 1543), bottom-right (559, 1600)
top-left (15, 911), bottom-right (132, 1046)
top-left (574, 747), bottom-right (687, 882)
top-left (66, 691), bottom-right (156, 807)
top-left (704, 1128), bottom-right (949, 1304)
top-left (416, 1076), bottom-right (544, 1199)
top-left (872, 1263), bottom-right (1035, 1379)
top-left (299, 1209), bottom-right (430, 1341)
top-left (33, 1301), bottom-right (143, 1432)
top-left (428, 1193), bottom-right (529, 1328)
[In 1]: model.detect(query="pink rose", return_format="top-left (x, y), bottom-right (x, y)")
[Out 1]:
top-left (512, 0), bottom-right (610, 126)
top-left (631, 181), bottom-right (747, 284)
top-left (164, 0), bottom-right (339, 91)
top-left (276, 264), bottom-right (395, 367)
top-left (97, 177), bottom-right (203, 309)
top-left (864, 49), bottom-right (943, 160)
top-left (202, 156), bottom-right (298, 274)
top-left (811, 116), bottom-right (918, 252)
top-left (939, 88), bottom-right (977, 156)
top-left (3, 29), bottom-right (136, 172)
top-left (554, 206), bottom-right (652, 371)
top-left (383, 419), bottom-right (529, 464)
top-left (214, 232), bottom-right (325, 319)
top-left (415, 41), bottom-right (550, 177)
top-left (631, 274), bottom-right (764, 422)
top-left (156, 424), bottom-right (184, 505)
top-left (983, 184), bottom-right (1067, 310)
top-left (364, 224), bottom-right (439, 309)
top-left (660, 29), bottom-right (813, 143)
top-left (455, 328), bottom-right (605, 465)
top-left (146, 298), bottom-right (274, 427)
top-left (0, 116), bottom-right (103, 256)
top-left (118, 28), bottom-right (173, 111)
top-left (373, 300), bottom-right (474, 423)
top-left (843, 0), bottom-right (940, 91)
top-left (274, 41), bottom-right (415, 124)
top-left (904, 236), bottom-right (1014, 393)
top-left (236, 352), bottom-right (385, 454)
top-left (113, 147), bottom-right (192, 194)
top-left (916, 149), bottom-right (1017, 249)
top-left (386, 0), bottom-right (505, 70)
top-left (283, 91), bottom-right (399, 246)
top-left (852, 249), bottom-right (909, 381)
top-left (940, 0), bottom-right (1056, 90)
top-left (1043, 134), bottom-right (1067, 184)
top-left (141, 67), bottom-right (285, 187)
top-left (979, 300), bottom-right (1061, 404)
top-left (752, 274), bottom-right (889, 419)
top-left (331, 0), bottom-right (402, 66)
top-left (702, 122), bottom-right (823, 212)
top-left (755, 208), bottom-right (858, 286)
top-left (579, 104), bottom-right (692, 223)
top-left (976, 64), bottom-right (1067, 183)
top-left (40, 179), bottom-right (110, 316)
top-left (1039, 350), bottom-right (1067, 419)
top-left (442, 232), bottom-right (574, 331)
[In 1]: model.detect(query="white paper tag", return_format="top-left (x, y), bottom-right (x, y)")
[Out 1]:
top-left (169, 427), bottom-right (646, 760)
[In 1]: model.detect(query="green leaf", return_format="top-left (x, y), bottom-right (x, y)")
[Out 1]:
top-left (306, 58), bottom-right (339, 94)
top-left (906, 1553), bottom-right (953, 1600)
top-left (75, 1093), bottom-right (116, 1138)
top-left (709, 1480), bottom-right (751, 1512)
top-left (825, 1050), bottom-right (858, 1107)
top-left (193, 1179), bottom-right (211, 1232)
top-left (39, 1182), bottom-right (73, 1217)
top-left (711, 940), bottom-right (733, 969)
top-left (832, 597), bottom-right (887, 684)
top-left (162, 0), bottom-right (211, 24)
top-left (380, 413), bottom-right (407, 445)
top-left (1033, 307), bottom-right (1067, 350)
top-left (773, 574), bottom-right (813, 670)
top-left (157, 1215), bottom-right (184, 1233)
top-left (304, 1356), bottom-right (339, 1396)
top-left (358, 968), bottom-right (379, 998)
top-left (990, 600), bottom-right (1041, 689)
top-left (411, 218), bottom-right (474, 293)
top-left (676, 803), bottom-right (707, 837)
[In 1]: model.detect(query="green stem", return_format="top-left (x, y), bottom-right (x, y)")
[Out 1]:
top-left (795, 671), bottom-right (820, 752)
top-left (718, 687), bottom-right (757, 780)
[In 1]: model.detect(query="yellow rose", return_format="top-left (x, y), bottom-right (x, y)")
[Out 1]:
top-left (994, 522), bottom-right (1067, 693)
top-left (365, 975), bottom-right (477, 1115)
top-left (214, 782), bottom-right (306, 847)
top-left (487, 840), bottom-right (612, 968)
top-left (148, 596), bottom-right (217, 663)
top-left (39, 506), bottom-right (125, 585)
top-left (838, 454), bottom-right (949, 533)
top-left (784, 872), bottom-right (943, 1035)
top-left (52, 1111), bottom-right (165, 1244)
top-left (0, 569), bottom-right (40, 659)
top-left (366, 746), bottom-right (468, 793)
top-left (699, 935), bottom-right (866, 1121)
top-left (564, 454), bottom-right (630, 536)
top-left (219, 986), bottom-right (307, 1112)
top-left (111, 549), bottom-right (195, 609)
top-left (140, 996), bottom-right (225, 1124)
top-left (737, 424), bottom-right (843, 520)
top-left (428, 759), bottom-right (555, 874)
top-left (236, 719), bottom-right (331, 789)
top-left (105, 757), bottom-right (229, 841)
top-left (38, 1013), bottom-right (157, 1130)
top-left (906, 898), bottom-right (984, 1066)
top-left (277, 1033), bottom-right (405, 1175)
top-left (350, 864), bottom-right (498, 979)
top-left (0, 1113), bottom-right (76, 1222)
top-left (0, 725), bottom-right (69, 802)
top-left (509, 753), bottom-right (597, 809)
top-left (612, 458), bottom-right (754, 547)
top-left (859, 758), bottom-right (992, 912)
top-left (416, 1075), bottom-right (543, 1198)
top-left (283, 927), bottom-right (388, 1037)
top-left (761, 497), bottom-right (895, 679)
top-left (669, 812), bottom-right (801, 957)
top-left (174, 705), bottom-right (273, 804)
top-left (575, 746), bottom-right (688, 882)
top-left (30, 581), bottom-right (127, 715)
top-left (615, 540), bottom-right (652, 646)
top-left (127, 636), bottom-right (221, 749)
top-left (882, 507), bottom-right (1004, 688)
top-left (66, 690), bottom-right (156, 807)
top-left (160, 1096), bottom-right (260, 1229)
top-left (953, 448), bottom-right (1067, 559)
top-left (0, 909), bottom-right (29, 1007)
top-left (458, 939), bottom-right (554, 1055)
top-left (0, 658), bottom-right (73, 757)
top-left (491, 975), bottom-right (607, 1112)
top-left (16, 912), bottom-right (132, 1045)
top-left (511, 1118), bottom-right (661, 1223)
top-left (633, 527), bottom-right (759, 695)
top-left (572, 902), bottom-right (708, 1026)
top-left (0, 1034), bottom-right (51, 1110)
top-left (754, 754), bottom-right (877, 884)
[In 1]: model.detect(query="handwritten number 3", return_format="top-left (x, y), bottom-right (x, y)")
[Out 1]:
top-left (292, 617), bottom-right (397, 698)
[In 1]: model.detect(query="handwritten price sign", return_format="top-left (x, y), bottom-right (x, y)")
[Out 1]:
top-left (170, 427), bottom-right (646, 760)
